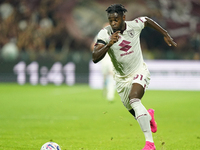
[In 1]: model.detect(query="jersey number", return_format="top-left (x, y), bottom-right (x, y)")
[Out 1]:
top-left (133, 74), bottom-right (143, 80)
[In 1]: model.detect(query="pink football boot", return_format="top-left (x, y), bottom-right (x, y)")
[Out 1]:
top-left (142, 141), bottom-right (156, 150)
top-left (148, 109), bottom-right (157, 133)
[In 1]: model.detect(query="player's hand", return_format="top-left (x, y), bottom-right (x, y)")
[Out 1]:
top-left (108, 31), bottom-right (120, 46)
top-left (164, 33), bottom-right (177, 47)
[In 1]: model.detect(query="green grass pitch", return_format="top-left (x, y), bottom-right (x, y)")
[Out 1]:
top-left (0, 84), bottom-right (200, 150)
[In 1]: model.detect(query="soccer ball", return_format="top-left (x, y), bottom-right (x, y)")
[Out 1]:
top-left (40, 142), bottom-right (61, 150)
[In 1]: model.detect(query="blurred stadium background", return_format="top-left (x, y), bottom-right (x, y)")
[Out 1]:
top-left (0, 0), bottom-right (200, 90)
top-left (1, 1), bottom-right (200, 149)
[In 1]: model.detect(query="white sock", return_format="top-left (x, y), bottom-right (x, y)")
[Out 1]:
top-left (130, 98), bottom-right (153, 143)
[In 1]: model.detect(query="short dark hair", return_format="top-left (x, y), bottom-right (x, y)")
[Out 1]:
top-left (106, 4), bottom-right (127, 16)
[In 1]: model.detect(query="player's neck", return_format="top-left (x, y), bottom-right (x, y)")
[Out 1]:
top-left (120, 23), bottom-right (126, 34)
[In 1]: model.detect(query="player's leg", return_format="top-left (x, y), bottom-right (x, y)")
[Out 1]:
top-left (101, 55), bottom-right (115, 101)
top-left (129, 83), bottom-right (153, 142)
top-left (130, 64), bottom-right (157, 133)
top-left (105, 56), bottom-right (115, 101)
top-left (129, 84), bottom-right (156, 150)
top-left (128, 83), bottom-right (143, 118)
top-left (129, 109), bottom-right (135, 117)
top-left (106, 73), bottom-right (115, 101)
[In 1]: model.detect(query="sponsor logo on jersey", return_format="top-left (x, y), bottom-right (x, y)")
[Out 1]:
top-left (119, 40), bottom-right (131, 52)
top-left (120, 50), bottom-right (134, 56)
top-left (119, 40), bottom-right (134, 56)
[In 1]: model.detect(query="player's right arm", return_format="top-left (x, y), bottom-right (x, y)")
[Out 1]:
top-left (92, 31), bottom-right (120, 63)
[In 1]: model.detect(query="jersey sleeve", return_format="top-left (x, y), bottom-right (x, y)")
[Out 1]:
top-left (96, 28), bottom-right (110, 45)
top-left (130, 16), bottom-right (147, 32)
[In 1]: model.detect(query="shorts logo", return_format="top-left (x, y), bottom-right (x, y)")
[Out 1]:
top-left (127, 29), bottom-right (134, 38)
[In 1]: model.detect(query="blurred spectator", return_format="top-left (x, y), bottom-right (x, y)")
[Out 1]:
top-left (1, 38), bottom-right (19, 61)
top-left (170, 0), bottom-right (192, 23)
top-left (0, 0), bottom-right (14, 20)
top-left (0, 0), bottom-right (200, 61)
top-left (190, 32), bottom-right (200, 60)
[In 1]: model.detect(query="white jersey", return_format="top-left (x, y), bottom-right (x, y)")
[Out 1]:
top-left (96, 17), bottom-right (147, 81)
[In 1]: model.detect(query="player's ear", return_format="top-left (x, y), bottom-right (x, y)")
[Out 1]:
top-left (123, 15), bottom-right (126, 21)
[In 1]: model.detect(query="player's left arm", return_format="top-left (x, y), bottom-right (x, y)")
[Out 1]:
top-left (144, 17), bottom-right (177, 47)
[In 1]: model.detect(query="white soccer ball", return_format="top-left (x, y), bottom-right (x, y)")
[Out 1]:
top-left (40, 142), bottom-right (61, 150)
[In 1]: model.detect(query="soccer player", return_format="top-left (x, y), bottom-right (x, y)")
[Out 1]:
top-left (92, 4), bottom-right (177, 150)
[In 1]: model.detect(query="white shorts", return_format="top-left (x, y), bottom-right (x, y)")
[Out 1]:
top-left (115, 63), bottom-right (150, 110)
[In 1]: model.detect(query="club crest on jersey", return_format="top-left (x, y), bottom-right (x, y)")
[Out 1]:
top-left (127, 29), bottom-right (134, 38)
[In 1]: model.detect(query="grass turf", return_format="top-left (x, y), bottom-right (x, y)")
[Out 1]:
top-left (0, 84), bottom-right (200, 150)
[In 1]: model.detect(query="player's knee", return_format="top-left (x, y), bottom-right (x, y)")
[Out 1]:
top-left (128, 91), bottom-right (139, 100)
